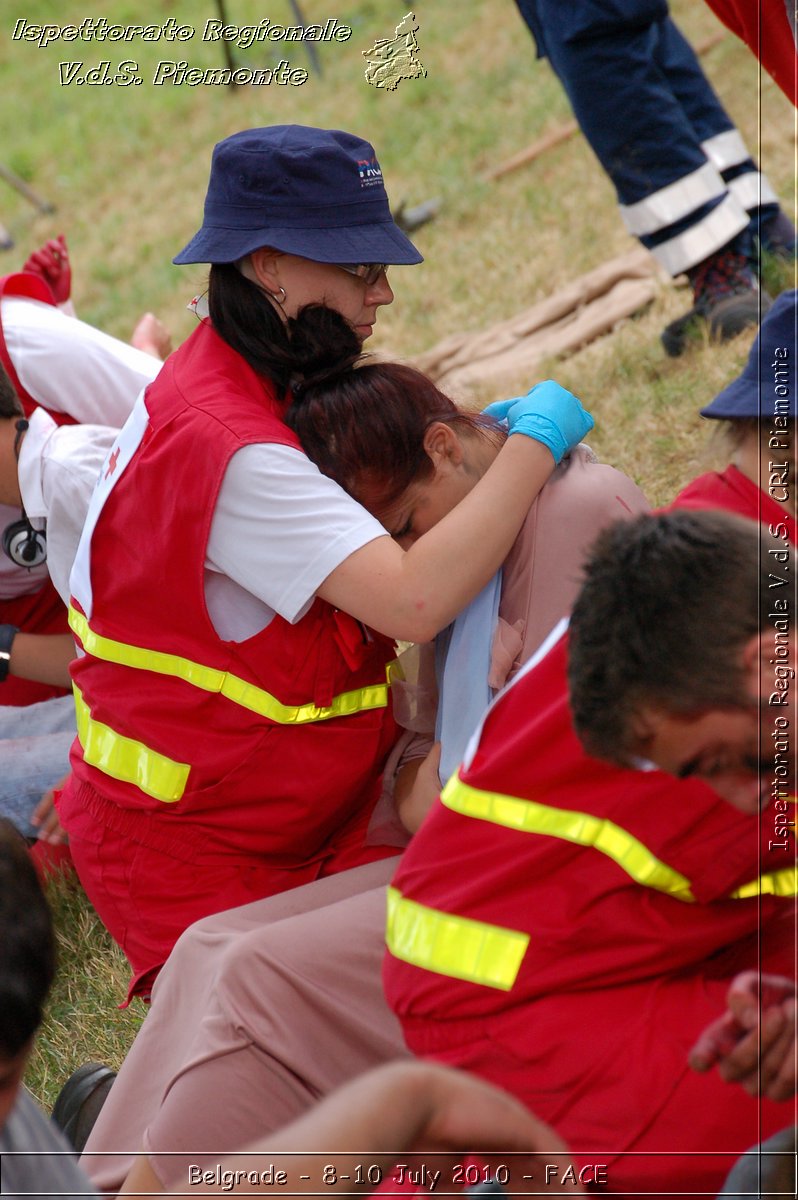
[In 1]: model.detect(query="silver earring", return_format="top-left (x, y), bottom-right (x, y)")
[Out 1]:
top-left (187, 290), bottom-right (209, 321)
top-left (271, 286), bottom-right (287, 306)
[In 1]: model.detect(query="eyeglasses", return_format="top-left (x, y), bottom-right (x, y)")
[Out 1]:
top-left (334, 263), bottom-right (389, 286)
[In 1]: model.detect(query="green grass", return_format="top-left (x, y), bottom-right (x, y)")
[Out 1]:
top-left (5, 0), bottom-right (795, 1108)
top-left (27, 874), bottom-right (142, 1106)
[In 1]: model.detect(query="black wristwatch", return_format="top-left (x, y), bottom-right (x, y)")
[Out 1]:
top-left (0, 624), bottom-right (19, 682)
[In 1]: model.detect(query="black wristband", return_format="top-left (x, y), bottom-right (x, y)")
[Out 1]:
top-left (0, 624), bottom-right (19, 683)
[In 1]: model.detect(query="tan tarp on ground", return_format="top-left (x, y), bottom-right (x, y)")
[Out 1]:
top-left (410, 247), bottom-right (664, 400)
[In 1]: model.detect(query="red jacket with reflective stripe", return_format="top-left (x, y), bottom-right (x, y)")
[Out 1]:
top-left (385, 634), bottom-right (794, 1023)
top-left (384, 633), bottom-right (794, 1169)
top-left (67, 321), bottom-right (398, 870)
top-left (0, 273), bottom-right (76, 424)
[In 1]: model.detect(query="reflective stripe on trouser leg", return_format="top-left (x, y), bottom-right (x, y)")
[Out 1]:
top-left (620, 161), bottom-right (726, 236)
top-left (726, 172), bottom-right (779, 213)
top-left (702, 130), bottom-right (752, 171)
top-left (641, 193), bottom-right (749, 276)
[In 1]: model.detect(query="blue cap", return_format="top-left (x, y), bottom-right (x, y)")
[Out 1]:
top-left (700, 290), bottom-right (796, 420)
top-left (173, 125), bottom-right (423, 267)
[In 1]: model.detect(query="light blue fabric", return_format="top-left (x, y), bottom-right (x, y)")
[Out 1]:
top-left (0, 693), bottom-right (75, 739)
top-left (435, 570), bottom-right (502, 784)
top-left (0, 695), bottom-right (75, 837)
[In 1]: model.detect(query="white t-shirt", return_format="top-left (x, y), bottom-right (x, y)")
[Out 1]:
top-left (206, 442), bottom-right (388, 640)
top-left (1, 295), bottom-right (161, 426)
top-left (68, 391), bottom-right (390, 643)
top-left (18, 411), bottom-right (390, 639)
top-left (17, 407), bottom-right (118, 606)
top-left (0, 296), bottom-right (162, 600)
top-left (4, 300), bottom-right (388, 636)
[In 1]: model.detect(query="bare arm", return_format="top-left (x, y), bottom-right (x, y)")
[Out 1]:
top-left (396, 743), bottom-right (442, 834)
top-left (8, 631), bottom-right (74, 687)
top-left (120, 1061), bottom-right (579, 1197)
top-left (318, 435), bottom-right (555, 643)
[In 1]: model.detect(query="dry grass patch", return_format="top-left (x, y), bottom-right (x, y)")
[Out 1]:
top-left (26, 873), bottom-right (143, 1110)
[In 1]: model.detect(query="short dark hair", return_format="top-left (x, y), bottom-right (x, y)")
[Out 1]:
top-left (0, 820), bottom-right (56, 1058)
top-left (568, 510), bottom-right (788, 765)
top-left (0, 363), bottom-right (23, 421)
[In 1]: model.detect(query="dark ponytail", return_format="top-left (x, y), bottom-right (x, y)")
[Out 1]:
top-left (287, 305), bottom-right (364, 394)
top-left (205, 289), bottom-right (500, 509)
top-left (207, 263), bottom-right (296, 393)
top-left (207, 270), bottom-right (365, 398)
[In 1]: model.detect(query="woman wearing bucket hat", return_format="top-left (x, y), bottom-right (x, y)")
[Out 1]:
top-left (672, 288), bottom-right (796, 543)
top-left (54, 125), bottom-right (594, 998)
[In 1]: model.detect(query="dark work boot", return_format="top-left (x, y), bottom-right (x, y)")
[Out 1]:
top-left (661, 247), bottom-right (771, 357)
top-left (52, 1062), bottom-right (116, 1153)
top-left (757, 208), bottom-right (797, 261)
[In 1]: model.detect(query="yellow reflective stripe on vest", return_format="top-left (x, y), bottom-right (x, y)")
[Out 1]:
top-left (69, 606), bottom-right (389, 724)
top-left (441, 774), bottom-right (697, 902)
top-left (385, 885), bottom-right (529, 992)
top-left (73, 685), bottom-right (189, 804)
top-left (729, 867), bottom-right (798, 899)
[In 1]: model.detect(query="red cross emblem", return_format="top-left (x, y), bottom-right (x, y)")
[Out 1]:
top-left (104, 448), bottom-right (120, 480)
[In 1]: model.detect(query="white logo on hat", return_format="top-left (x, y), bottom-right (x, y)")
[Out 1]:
top-left (357, 157), bottom-right (383, 188)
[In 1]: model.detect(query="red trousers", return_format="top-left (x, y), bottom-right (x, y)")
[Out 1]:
top-left (399, 923), bottom-right (795, 1200)
top-left (59, 777), bottom-right (396, 1001)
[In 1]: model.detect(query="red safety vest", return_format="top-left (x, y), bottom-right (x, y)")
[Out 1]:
top-left (386, 632), bottom-right (794, 1020)
top-left (384, 633), bottom-right (795, 1179)
top-left (0, 274), bottom-right (76, 424)
top-left (66, 321), bottom-right (398, 874)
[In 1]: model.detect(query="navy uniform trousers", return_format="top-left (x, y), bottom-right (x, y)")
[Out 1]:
top-left (515, 0), bottom-right (778, 274)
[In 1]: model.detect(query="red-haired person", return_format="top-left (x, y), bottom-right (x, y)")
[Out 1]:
top-left (286, 312), bottom-right (650, 830)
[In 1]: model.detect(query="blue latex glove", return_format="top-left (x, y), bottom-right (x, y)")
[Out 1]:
top-left (483, 380), bottom-right (594, 464)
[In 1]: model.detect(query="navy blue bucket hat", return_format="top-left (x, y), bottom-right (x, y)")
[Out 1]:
top-left (701, 289), bottom-right (796, 420)
top-left (173, 125), bottom-right (423, 267)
